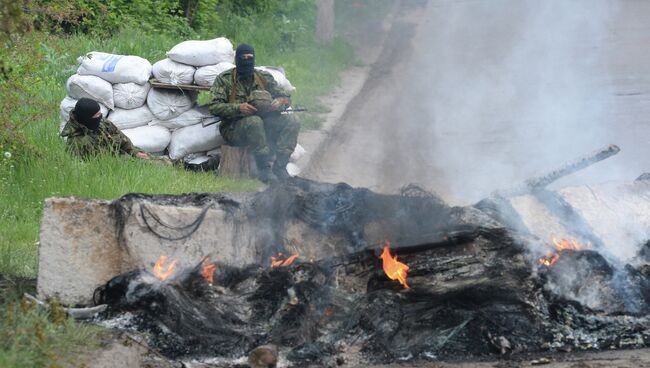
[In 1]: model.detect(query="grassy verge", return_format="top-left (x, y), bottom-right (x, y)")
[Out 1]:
top-left (0, 276), bottom-right (106, 367)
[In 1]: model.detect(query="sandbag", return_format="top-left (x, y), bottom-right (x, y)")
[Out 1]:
top-left (59, 96), bottom-right (108, 134)
top-left (152, 58), bottom-right (195, 85)
top-left (77, 52), bottom-right (152, 85)
top-left (146, 89), bottom-right (196, 120)
top-left (66, 74), bottom-right (115, 109)
top-left (206, 148), bottom-right (221, 157)
top-left (107, 106), bottom-right (156, 130)
top-left (166, 37), bottom-right (234, 67)
top-left (168, 123), bottom-right (224, 160)
top-left (113, 82), bottom-right (151, 109)
top-left (151, 106), bottom-right (218, 130)
top-left (193, 62), bottom-right (235, 87)
top-left (290, 143), bottom-right (306, 162)
top-left (121, 125), bottom-right (171, 153)
top-left (256, 66), bottom-right (296, 94)
top-left (286, 162), bottom-right (300, 177)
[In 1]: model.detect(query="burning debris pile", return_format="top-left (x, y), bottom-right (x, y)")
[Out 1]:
top-left (84, 177), bottom-right (650, 366)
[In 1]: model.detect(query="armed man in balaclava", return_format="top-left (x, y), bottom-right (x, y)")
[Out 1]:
top-left (60, 98), bottom-right (149, 160)
top-left (208, 43), bottom-right (299, 184)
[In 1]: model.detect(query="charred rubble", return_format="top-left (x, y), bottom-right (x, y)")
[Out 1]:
top-left (93, 178), bottom-right (650, 365)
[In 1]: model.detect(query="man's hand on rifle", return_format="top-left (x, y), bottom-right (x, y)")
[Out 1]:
top-left (271, 97), bottom-right (290, 111)
top-left (240, 102), bottom-right (258, 116)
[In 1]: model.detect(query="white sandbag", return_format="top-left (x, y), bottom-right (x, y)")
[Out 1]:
top-left (66, 74), bottom-right (115, 109)
top-left (146, 89), bottom-right (196, 120)
top-left (107, 106), bottom-right (155, 130)
top-left (150, 106), bottom-right (218, 129)
top-left (290, 143), bottom-right (306, 162)
top-left (113, 82), bottom-right (151, 109)
top-left (59, 96), bottom-right (108, 134)
top-left (121, 125), bottom-right (171, 153)
top-left (193, 62), bottom-right (235, 87)
top-left (77, 52), bottom-right (152, 85)
top-left (286, 162), bottom-right (300, 177)
top-left (206, 148), bottom-right (221, 157)
top-left (168, 123), bottom-right (224, 160)
top-left (152, 58), bottom-right (196, 85)
top-left (166, 37), bottom-right (234, 67)
top-left (183, 153), bottom-right (209, 164)
top-left (256, 66), bottom-right (296, 94)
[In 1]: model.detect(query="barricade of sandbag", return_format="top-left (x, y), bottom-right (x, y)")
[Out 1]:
top-left (60, 51), bottom-right (153, 132)
top-left (59, 38), bottom-right (305, 176)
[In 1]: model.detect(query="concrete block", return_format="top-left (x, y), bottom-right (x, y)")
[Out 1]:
top-left (38, 198), bottom-right (120, 305)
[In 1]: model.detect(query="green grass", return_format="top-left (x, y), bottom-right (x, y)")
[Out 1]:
top-left (0, 298), bottom-right (106, 367)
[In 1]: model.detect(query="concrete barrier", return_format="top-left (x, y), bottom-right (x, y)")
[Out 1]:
top-left (37, 179), bottom-right (650, 305)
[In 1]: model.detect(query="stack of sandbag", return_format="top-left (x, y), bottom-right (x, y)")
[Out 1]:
top-left (59, 51), bottom-right (153, 134)
top-left (141, 38), bottom-right (235, 159)
top-left (163, 37), bottom-right (235, 88)
top-left (59, 40), bottom-right (304, 171)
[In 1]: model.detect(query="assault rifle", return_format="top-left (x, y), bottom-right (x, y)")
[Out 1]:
top-left (201, 106), bottom-right (308, 128)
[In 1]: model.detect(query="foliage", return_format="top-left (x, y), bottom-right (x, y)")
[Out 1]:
top-left (29, 0), bottom-right (194, 36)
top-left (0, 297), bottom-right (105, 367)
top-left (26, 0), bottom-right (316, 40)
top-left (0, 2), bottom-right (32, 36)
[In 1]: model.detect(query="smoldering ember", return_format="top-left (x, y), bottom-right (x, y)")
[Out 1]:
top-left (35, 145), bottom-right (650, 367)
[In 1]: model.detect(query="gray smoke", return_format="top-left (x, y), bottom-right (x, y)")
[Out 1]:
top-left (386, 0), bottom-right (650, 309)
top-left (412, 0), bottom-right (627, 204)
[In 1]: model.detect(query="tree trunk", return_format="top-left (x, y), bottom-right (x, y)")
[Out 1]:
top-left (315, 0), bottom-right (335, 45)
top-left (218, 145), bottom-right (256, 179)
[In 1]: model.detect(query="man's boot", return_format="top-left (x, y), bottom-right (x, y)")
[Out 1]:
top-left (255, 154), bottom-right (278, 184)
top-left (272, 153), bottom-right (291, 181)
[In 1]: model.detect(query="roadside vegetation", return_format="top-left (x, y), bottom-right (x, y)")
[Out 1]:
top-left (0, 0), bottom-right (390, 366)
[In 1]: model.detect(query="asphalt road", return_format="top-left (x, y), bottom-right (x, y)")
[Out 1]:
top-left (306, 0), bottom-right (650, 206)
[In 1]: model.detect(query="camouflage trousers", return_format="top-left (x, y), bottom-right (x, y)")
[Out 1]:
top-left (219, 113), bottom-right (300, 159)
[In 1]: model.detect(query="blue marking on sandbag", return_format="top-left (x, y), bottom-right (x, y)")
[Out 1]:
top-left (102, 55), bottom-right (123, 72)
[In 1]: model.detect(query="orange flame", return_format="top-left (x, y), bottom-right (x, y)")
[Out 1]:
top-left (271, 253), bottom-right (299, 267)
top-left (201, 261), bottom-right (217, 284)
top-left (539, 238), bottom-right (591, 267)
top-left (379, 241), bottom-right (410, 289)
top-left (153, 255), bottom-right (177, 281)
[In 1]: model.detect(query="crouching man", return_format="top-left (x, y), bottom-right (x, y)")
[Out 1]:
top-left (207, 43), bottom-right (299, 183)
top-left (60, 98), bottom-right (150, 160)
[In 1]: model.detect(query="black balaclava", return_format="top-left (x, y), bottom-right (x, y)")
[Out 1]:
top-left (73, 98), bottom-right (102, 131)
top-left (235, 43), bottom-right (255, 78)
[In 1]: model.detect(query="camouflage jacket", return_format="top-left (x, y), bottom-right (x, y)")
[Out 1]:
top-left (207, 68), bottom-right (291, 122)
top-left (60, 115), bottom-right (143, 159)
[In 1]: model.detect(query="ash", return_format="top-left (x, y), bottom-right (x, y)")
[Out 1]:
top-left (93, 179), bottom-right (650, 366)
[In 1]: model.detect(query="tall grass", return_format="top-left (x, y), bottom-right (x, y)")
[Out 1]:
top-left (0, 298), bottom-right (106, 367)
